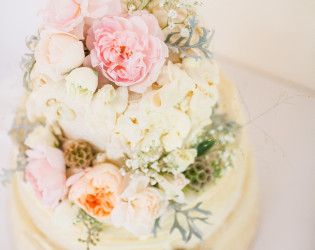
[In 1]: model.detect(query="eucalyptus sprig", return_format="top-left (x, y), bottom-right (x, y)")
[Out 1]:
top-left (165, 15), bottom-right (214, 60)
top-left (74, 209), bottom-right (104, 250)
top-left (153, 202), bottom-right (211, 242)
top-left (0, 154), bottom-right (27, 186)
top-left (21, 34), bottom-right (39, 90)
top-left (1, 113), bottom-right (38, 186)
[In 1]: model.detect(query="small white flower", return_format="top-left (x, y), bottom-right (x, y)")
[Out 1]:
top-left (168, 21), bottom-right (175, 30)
top-left (129, 4), bottom-right (136, 10)
top-left (180, 28), bottom-right (190, 38)
top-left (168, 9), bottom-right (178, 19)
top-left (120, 168), bottom-right (127, 176)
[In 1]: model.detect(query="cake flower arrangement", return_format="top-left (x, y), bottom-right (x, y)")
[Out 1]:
top-left (2, 0), bottom-right (241, 249)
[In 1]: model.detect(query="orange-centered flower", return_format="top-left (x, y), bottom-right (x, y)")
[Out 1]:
top-left (67, 163), bottom-right (123, 221)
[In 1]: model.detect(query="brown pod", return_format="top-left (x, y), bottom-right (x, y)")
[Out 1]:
top-left (185, 158), bottom-right (212, 192)
top-left (64, 140), bottom-right (93, 168)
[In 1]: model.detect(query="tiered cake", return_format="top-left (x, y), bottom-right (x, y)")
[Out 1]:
top-left (5, 0), bottom-right (258, 249)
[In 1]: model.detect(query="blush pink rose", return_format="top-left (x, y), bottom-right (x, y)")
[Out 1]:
top-left (40, 0), bottom-right (121, 38)
top-left (85, 13), bottom-right (169, 93)
top-left (66, 163), bottom-right (123, 222)
top-left (34, 30), bottom-right (85, 81)
top-left (26, 146), bottom-right (67, 208)
top-left (111, 175), bottom-right (168, 236)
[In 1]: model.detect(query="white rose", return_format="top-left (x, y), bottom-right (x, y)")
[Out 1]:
top-left (163, 148), bottom-right (197, 173)
top-left (25, 125), bottom-right (58, 150)
top-left (111, 175), bottom-right (168, 237)
top-left (66, 67), bottom-right (98, 102)
top-left (35, 30), bottom-right (85, 80)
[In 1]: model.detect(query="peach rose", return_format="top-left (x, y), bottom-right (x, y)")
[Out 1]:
top-left (40, 0), bottom-right (121, 38)
top-left (26, 146), bottom-right (67, 208)
top-left (66, 163), bottom-right (123, 222)
top-left (85, 13), bottom-right (169, 93)
top-left (111, 175), bottom-right (168, 236)
top-left (34, 30), bottom-right (85, 80)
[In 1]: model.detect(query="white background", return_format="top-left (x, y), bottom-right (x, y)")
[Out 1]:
top-left (201, 0), bottom-right (315, 91)
top-left (0, 0), bottom-right (315, 249)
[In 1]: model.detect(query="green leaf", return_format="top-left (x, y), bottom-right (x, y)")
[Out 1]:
top-left (197, 139), bottom-right (216, 157)
top-left (152, 217), bottom-right (161, 238)
top-left (170, 202), bottom-right (211, 243)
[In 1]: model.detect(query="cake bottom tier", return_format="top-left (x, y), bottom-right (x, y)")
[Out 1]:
top-left (9, 162), bottom-right (258, 250)
top-left (9, 75), bottom-right (259, 250)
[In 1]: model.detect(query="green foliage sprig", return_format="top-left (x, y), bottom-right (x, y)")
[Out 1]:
top-left (165, 15), bottom-right (214, 60)
top-left (0, 112), bottom-right (39, 186)
top-left (0, 152), bottom-right (27, 186)
top-left (153, 202), bottom-right (211, 242)
top-left (21, 34), bottom-right (39, 90)
top-left (74, 209), bottom-right (104, 250)
top-left (199, 113), bottom-right (240, 182)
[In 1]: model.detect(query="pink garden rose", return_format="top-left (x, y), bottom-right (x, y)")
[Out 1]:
top-left (66, 163), bottom-right (123, 222)
top-left (26, 146), bottom-right (67, 208)
top-left (40, 0), bottom-right (121, 38)
top-left (85, 13), bottom-right (169, 93)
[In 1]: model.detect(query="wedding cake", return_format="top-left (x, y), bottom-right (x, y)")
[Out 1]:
top-left (4, 0), bottom-right (259, 249)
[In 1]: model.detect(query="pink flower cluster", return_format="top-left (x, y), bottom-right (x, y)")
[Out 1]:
top-left (36, 0), bottom-right (168, 93)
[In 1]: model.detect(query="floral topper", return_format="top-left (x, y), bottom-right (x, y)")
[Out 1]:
top-left (1, 0), bottom-right (241, 249)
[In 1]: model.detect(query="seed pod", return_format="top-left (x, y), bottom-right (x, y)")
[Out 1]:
top-left (64, 140), bottom-right (93, 168)
top-left (184, 158), bottom-right (212, 191)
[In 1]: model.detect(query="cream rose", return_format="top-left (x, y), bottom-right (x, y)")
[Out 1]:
top-left (65, 67), bottom-right (98, 102)
top-left (66, 163), bottom-right (123, 222)
top-left (35, 30), bottom-right (85, 81)
top-left (111, 175), bottom-right (168, 236)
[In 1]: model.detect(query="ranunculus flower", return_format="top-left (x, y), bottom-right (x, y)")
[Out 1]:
top-left (85, 13), bottom-right (169, 93)
top-left (66, 163), bottom-right (123, 222)
top-left (40, 0), bottom-right (121, 38)
top-left (65, 67), bottom-right (98, 102)
top-left (34, 30), bottom-right (85, 80)
top-left (111, 175), bottom-right (168, 236)
top-left (26, 146), bottom-right (67, 208)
